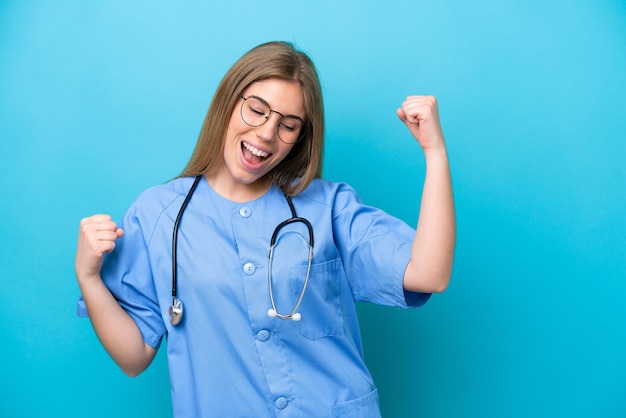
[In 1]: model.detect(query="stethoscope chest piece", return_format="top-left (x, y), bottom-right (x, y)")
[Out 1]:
top-left (169, 298), bottom-right (184, 326)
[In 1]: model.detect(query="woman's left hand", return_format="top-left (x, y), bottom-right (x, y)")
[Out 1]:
top-left (397, 95), bottom-right (446, 152)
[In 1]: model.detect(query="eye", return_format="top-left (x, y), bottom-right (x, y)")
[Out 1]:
top-left (250, 105), bottom-right (267, 116)
top-left (245, 97), bottom-right (270, 117)
top-left (279, 117), bottom-right (303, 132)
top-left (279, 121), bottom-right (296, 132)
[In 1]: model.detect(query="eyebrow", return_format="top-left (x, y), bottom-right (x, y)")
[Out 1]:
top-left (248, 95), bottom-right (305, 122)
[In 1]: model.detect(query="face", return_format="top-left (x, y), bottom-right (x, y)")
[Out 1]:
top-left (210, 78), bottom-right (306, 200)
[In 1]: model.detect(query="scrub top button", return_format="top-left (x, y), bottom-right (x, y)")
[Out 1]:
top-left (243, 262), bottom-right (256, 275)
top-left (239, 206), bottom-right (251, 218)
top-left (275, 397), bottom-right (288, 410)
top-left (257, 330), bottom-right (270, 342)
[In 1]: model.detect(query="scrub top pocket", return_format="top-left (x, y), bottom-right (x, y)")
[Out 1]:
top-left (332, 388), bottom-right (381, 418)
top-left (290, 258), bottom-right (345, 340)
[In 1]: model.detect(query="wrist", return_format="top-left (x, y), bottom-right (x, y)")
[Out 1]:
top-left (76, 268), bottom-right (103, 286)
top-left (423, 145), bottom-right (449, 163)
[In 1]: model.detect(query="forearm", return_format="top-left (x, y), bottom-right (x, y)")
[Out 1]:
top-left (78, 274), bottom-right (156, 376)
top-left (404, 147), bottom-right (456, 293)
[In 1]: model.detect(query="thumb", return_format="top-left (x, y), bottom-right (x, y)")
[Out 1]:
top-left (397, 107), bottom-right (419, 129)
top-left (397, 107), bottom-right (421, 138)
top-left (116, 228), bottom-right (125, 238)
top-left (396, 107), bottom-right (408, 123)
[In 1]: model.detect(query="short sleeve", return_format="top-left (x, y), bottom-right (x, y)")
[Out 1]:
top-left (76, 203), bottom-right (166, 349)
top-left (331, 183), bottom-right (431, 309)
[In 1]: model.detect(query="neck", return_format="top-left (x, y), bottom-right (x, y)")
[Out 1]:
top-left (204, 173), bottom-right (271, 203)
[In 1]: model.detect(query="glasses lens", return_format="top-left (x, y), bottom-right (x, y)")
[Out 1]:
top-left (241, 97), bottom-right (269, 127)
top-left (240, 96), bottom-right (305, 144)
top-left (277, 117), bottom-right (304, 144)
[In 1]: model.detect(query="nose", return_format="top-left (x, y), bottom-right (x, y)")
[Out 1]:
top-left (255, 112), bottom-right (281, 142)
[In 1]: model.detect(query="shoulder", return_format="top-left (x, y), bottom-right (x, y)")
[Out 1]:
top-left (134, 177), bottom-right (196, 207)
top-left (121, 177), bottom-right (197, 233)
top-left (298, 178), bottom-right (363, 212)
top-left (130, 177), bottom-right (195, 214)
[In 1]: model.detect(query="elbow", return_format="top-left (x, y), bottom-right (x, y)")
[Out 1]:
top-left (429, 276), bottom-right (450, 293)
top-left (115, 350), bottom-right (154, 378)
top-left (430, 267), bottom-right (453, 293)
top-left (120, 363), bottom-right (149, 378)
top-left (123, 366), bottom-right (143, 378)
top-left (404, 261), bottom-right (452, 293)
top-left (404, 274), bottom-right (450, 294)
top-left (124, 370), bottom-right (144, 378)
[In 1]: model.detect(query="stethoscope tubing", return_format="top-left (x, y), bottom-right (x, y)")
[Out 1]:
top-left (171, 175), bottom-right (202, 304)
top-left (267, 226), bottom-right (313, 321)
top-left (170, 175), bottom-right (314, 325)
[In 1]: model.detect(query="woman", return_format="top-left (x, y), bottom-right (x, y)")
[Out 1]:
top-left (75, 41), bottom-right (455, 417)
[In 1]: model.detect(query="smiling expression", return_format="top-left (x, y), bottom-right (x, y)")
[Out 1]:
top-left (207, 78), bottom-right (306, 201)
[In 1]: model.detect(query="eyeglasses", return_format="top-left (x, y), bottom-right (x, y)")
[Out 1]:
top-left (239, 94), bottom-right (306, 144)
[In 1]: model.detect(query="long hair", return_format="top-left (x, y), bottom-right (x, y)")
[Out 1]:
top-left (179, 41), bottom-right (324, 196)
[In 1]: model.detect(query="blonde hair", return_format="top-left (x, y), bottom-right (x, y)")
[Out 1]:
top-left (179, 41), bottom-right (324, 196)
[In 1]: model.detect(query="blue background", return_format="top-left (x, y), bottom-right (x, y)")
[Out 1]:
top-left (1, 1), bottom-right (625, 417)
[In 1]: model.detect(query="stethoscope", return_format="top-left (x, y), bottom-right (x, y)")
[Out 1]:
top-left (169, 175), bottom-right (314, 326)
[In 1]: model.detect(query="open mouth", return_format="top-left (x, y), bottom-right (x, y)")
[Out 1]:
top-left (242, 141), bottom-right (270, 164)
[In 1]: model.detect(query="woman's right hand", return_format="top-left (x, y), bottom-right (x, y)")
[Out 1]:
top-left (74, 214), bottom-right (155, 376)
top-left (75, 214), bottom-right (124, 281)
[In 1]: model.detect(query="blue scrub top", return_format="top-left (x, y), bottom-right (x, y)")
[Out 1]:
top-left (77, 176), bottom-right (430, 417)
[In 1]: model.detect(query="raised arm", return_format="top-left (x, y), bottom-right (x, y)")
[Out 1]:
top-left (397, 96), bottom-right (456, 293)
top-left (75, 214), bottom-right (157, 376)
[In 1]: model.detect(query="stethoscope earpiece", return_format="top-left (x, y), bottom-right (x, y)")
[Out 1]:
top-left (267, 308), bottom-right (302, 321)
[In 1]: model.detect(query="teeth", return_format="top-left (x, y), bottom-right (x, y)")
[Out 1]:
top-left (243, 142), bottom-right (269, 158)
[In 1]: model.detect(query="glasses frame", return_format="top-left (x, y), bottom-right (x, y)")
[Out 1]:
top-left (239, 94), bottom-right (306, 144)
